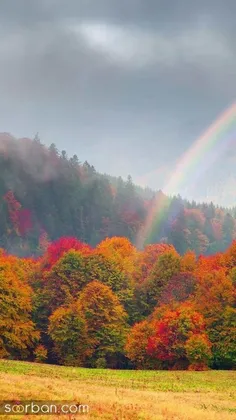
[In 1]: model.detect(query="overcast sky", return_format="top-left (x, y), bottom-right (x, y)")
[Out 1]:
top-left (0, 1), bottom-right (235, 205)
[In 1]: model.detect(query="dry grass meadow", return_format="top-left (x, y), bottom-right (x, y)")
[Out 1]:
top-left (0, 360), bottom-right (235, 419)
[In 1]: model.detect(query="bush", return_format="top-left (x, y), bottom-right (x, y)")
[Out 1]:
top-left (95, 357), bottom-right (107, 369)
top-left (185, 334), bottom-right (212, 370)
top-left (34, 345), bottom-right (48, 363)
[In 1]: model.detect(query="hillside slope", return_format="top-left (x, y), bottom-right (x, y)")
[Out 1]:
top-left (0, 133), bottom-right (235, 256)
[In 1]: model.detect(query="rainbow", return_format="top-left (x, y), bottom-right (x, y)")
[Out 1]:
top-left (136, 102), bottom-right (236, 249)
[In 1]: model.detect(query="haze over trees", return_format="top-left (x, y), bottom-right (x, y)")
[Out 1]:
top-left (0, 133), bottom-right (236, 258)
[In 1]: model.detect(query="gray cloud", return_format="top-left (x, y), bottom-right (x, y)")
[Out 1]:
top-left (0, 1), bottom-right (235, 205)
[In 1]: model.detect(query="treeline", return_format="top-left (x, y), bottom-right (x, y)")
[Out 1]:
top-left (0, 133), bottom-right (236, 257)
top-left (0, 236), bottom-right (235, 370)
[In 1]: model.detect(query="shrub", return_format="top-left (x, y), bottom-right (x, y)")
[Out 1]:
top-left (34, 345), bottom-right (48, 363)
top-left (185, 334), bottom-right (212, 370)
top-left (95, 357), bottom-right (107, 369)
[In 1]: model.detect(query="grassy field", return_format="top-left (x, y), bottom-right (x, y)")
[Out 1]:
top-left (0, 360), bottom-right (235, 419)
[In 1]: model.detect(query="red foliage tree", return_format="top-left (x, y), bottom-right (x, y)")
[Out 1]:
top-left (42, 236), bottom-right (92, 271)
top-left (17, 209), bottom-right (32, 236)
top-left (3, 191), bottom-right (32, 236)
top-left (147, 303), bottom-right (209, 368)
top-left (159, 273), bottom-right (197, 305)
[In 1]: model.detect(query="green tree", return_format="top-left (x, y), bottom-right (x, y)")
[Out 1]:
top-left (84, 253), bottom-right (135, 322)
top-left (78, 281), bottom-right (128, 367)
top-left (146, 251), bottom-right (181, 310)
top-left (210, 307), bottom-right (236, 369)
top-left (32, 250), bottom-right (87, 341)
top-left (48, 302), bottom-right (89, 366)
top-left (42, 250), bottom-right (87, 312)
top-left (222, 213), bottom-right (235, 248)
top-left (185, 334), bottom-right (212, 370)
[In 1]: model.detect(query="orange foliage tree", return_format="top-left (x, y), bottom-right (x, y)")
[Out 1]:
top-left (125, 320), bottom-right (159, 369)
top-left (0, 254), bottom-right (39, 358)
top-left (96, 236), bottom-right (138, 277)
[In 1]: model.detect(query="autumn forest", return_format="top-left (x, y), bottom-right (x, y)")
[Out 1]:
top-left (0, 134), bottom-right (235, 370)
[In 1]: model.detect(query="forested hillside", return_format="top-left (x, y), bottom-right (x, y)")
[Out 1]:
top-left (0, 133), bottom-right (235, 257)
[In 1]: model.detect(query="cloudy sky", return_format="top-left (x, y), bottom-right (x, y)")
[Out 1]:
top-left (0, 1), bottom-right (235, 205)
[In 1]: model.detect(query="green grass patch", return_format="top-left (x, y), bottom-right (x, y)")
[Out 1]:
top-left (0, 359), bottom-right (235, 393)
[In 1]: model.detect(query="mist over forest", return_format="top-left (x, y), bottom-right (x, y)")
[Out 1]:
top-left (0, 133), bottom-right (235, 257)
